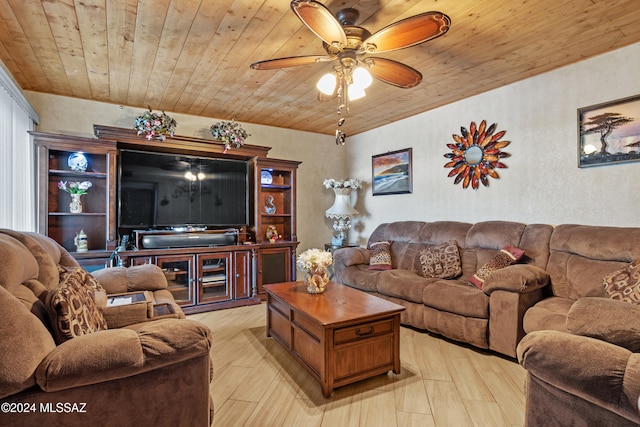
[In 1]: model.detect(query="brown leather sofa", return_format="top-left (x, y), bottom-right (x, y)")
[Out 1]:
top-left (0, 230), bottom-right (213, 426)
top-left (333, 220), bottom-right (553, 358)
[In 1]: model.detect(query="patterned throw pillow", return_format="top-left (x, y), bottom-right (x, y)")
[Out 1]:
top-left (469, 245), bottom-right (525, 289)
top-left (369, 241), bottom-right (393, 270)
top-left (58, 265), bottom-right (105, 293)
top-left (47, 267), bottom-right (108, 344)
top-left (603, 258), bottom-right (640, 304)
top-left (419, 240), bottom-right (462, 279)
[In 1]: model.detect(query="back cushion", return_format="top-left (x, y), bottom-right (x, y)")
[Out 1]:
top-left (0, 233), bottom-right (39, 294)
top-left (547, 224), bottom-right (640, 299)
top-left (368, 221), bottom-right (472, 271)
top-left (0, 285), bottom-right (56, 398)
top-left (462, 221), bottom-right (527, 278)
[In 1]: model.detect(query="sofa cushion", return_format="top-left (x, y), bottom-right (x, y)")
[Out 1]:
top-left (376, 269), bottom-right (433, 303)
top-left (336, 264), bottom-right (381, 293)
top-left (46, 267), bottom-right (108, 344)
top-left (419, 240), bottom-right (462, 279)
top-left (602, 258), bottom-right (640, 305)
top-left (423, 280), bottom-right (490, 319)
top-left (469, 245), bottom-right (525, 289)
top-left (567, 297), bottom-right (640, 352)
top-left (523, 297), bottom-right (573, 333)
top-left (368, 241), bottom-right (392, 270)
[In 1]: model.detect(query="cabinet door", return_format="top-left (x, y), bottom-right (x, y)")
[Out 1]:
top-left (198, 253), bottom-right (232, 304)
top-left (258, 246), bottom-right (293, 295)
top-left (234, 250), bottom-right (251, 299)
top-left (156, 255), bottom-right (196, 306)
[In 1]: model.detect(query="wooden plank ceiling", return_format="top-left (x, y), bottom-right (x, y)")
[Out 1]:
top-left (0, 0), bottom-right (639, 136)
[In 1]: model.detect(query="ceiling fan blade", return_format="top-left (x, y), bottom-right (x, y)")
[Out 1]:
top-left (367, 57), bottom-right (422, 88)
top-left (363, 11), bottom-right (450, 54)
top-left (291, 0), bottom-right (347, 47)
top-left (250, 55), bottom-right (333, 70)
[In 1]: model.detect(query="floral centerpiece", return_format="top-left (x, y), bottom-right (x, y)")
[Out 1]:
top-left (134, 108), bottom-right (177, 141)
top-left (58, 181), bottom-right (92, 195)
top-left (323, 178), bottom-right (361, 190)
top-left (210, 119), bottom-right (250, 153)
top-left (58, 181), bottom-right (92, 213)
top-left (296, 248), bottom-right (333, 294)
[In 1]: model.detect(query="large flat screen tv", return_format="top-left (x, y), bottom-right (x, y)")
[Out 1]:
top-left (118, 149), bottom-right (248, 229)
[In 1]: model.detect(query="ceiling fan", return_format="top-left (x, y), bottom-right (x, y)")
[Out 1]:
top-left (250, 0), bottom-right (451, 140)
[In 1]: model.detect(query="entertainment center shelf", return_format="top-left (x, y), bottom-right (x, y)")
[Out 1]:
top-left (32, 126), bottom-right (301, 312)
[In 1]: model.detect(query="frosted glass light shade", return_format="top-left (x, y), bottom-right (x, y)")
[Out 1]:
top-left (348, 85), bottom-right (366, 101)
top-left (352, 67), bottom-right (372, 89)
top-left (316, 73), bottom-right (337, 95)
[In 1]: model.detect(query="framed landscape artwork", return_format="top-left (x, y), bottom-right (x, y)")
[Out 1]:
top-left (372, 148), bottom-right (413, 195)
top-left (578, 94), bottom-right (640, 167)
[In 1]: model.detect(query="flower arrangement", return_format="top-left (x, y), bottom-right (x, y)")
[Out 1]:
top-left (210, 119), bottom-right (250, 153)
top-left (323, 178), bottom-right (361, 189)
top-left (134, 108), bottom-right (177, 141)
top-left (296, 248), bottom-right (333, 273)
top-left (58, 181), bottom-right (92, 195)
top-left (265, 225), bottom-right (280, 242)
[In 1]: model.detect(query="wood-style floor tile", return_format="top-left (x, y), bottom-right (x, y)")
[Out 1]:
top-left (189, 303), bottom-right (525, 427)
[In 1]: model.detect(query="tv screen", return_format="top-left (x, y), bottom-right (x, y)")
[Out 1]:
top-left (118, 150), bottom-right (248, 229)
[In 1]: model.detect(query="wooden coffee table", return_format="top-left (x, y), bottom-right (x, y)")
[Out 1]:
top-left (264, 281), bottom-right (405, 397)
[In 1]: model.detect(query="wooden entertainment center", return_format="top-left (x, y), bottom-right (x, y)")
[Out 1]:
top-left (32, 125), bottom-right (300, 313)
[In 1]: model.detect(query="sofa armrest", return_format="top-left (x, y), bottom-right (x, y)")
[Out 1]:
top-left (36, 319), bottom-right (211, 392)
top-left (333, 247), bottom-right (370, 268)
top-left (482, 264), bottom-right (549, 295)
top-left (567, 297), bottom-right (640, 352)
top-left (92, 264), bottom-right (168, 294)
top-left (518, 330), bottom-right (640, 420)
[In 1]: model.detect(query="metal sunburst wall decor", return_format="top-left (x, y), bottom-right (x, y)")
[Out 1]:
top-left (443, 120), bottom-right (511, 189)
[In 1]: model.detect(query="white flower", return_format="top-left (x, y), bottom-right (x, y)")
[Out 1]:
top-left (323, 178), bottom-right (360, 189)
top-left (296, 248), bottom-right (333, 272)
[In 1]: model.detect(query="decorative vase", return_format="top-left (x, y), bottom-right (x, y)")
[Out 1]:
top-left (69, 193), bottom-right (83, 213)
top-left (305, 266), bottom-right (329, 294)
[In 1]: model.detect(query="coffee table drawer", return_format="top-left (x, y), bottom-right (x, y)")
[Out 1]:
top-left (334, 319), bottom-right (393, 345)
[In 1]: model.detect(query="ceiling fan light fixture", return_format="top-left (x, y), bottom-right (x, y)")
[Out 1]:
top-left (317, 72), bottom-right (337, 95)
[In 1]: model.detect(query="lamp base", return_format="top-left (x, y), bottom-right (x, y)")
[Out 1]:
top-left (331, 235), bottom-right (345, 246)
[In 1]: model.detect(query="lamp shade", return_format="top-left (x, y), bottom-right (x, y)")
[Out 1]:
top-left (325, 188), bottom-right (359, 219)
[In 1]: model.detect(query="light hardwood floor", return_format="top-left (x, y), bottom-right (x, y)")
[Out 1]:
top-left (189, 303), bottom-right (526, 427)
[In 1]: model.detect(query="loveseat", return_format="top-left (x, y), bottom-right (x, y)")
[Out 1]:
top-left (0, 230), bottom-right (213, 426)
top-left (334, 220), bottom-right (553, 358)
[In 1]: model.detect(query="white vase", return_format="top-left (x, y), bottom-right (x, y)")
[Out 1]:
top-left (69, 193), bottom-right (83, 213)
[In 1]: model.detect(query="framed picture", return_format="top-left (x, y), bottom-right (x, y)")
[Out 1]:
top-left (372, 148), bottom-right (413, 195)
top-left (578, 94), bottom-right (640, 167)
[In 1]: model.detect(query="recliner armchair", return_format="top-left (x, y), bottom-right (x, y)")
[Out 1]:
top-left (0, 230), bottom-right (213, 426)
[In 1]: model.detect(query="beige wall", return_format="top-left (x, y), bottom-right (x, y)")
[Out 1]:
top-left (25, 92), bottom-right (348, 252)
top-left (345, 42), bottom-right (640, 246)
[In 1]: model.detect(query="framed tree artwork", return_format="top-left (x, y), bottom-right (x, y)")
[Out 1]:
top-left (578, 94), bottom-right (640, 167)
top-left (372, 148), bottom-right (412, 195)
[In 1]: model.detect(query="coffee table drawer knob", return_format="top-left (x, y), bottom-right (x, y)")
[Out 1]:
top-left (356, 327), bottom-right (374, 336)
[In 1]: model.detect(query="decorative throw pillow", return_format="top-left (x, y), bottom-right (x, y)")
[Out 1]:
top-left (369, 241), bottom-right (393, 270)
top-left (469, 245), bottom-right (525, 289)
top-left (603, 258), bottom-right (640, 304)
top-left (47, 267), bottom-right (108, 344)
top-left (58, 265), bottom-right (106, 293)
top-left (419, 240), bottom-right (462, 279)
